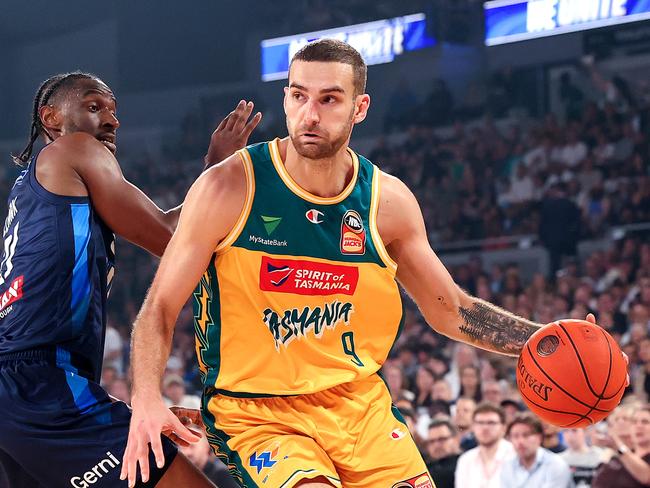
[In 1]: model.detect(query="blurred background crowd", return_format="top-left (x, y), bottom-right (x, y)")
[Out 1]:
top-left (3, 0), bottom-right (650, 486)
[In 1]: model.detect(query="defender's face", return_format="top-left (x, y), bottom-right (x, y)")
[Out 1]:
top-left (56, 79), bottom-right (120, 153)
top-left (284, 60), bottom-right (369, 160)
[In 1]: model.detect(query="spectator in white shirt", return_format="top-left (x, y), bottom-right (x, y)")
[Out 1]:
top-left (103, 323), bottom-right (124, 375)
top-left (455, 402), bottom-right (515, 488)
top-left (561, 426), bottom-right (607, 487)
top-left (558, 129), bottom-right (588, 168)
top-left (501, 413), bottom-right (574, 488)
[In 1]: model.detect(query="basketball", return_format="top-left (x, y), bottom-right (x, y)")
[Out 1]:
top-left (517, 319), bottom-right (628, 428)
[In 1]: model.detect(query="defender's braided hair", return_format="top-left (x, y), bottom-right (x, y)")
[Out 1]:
top-left (12, 71), bottom-right (100, 166)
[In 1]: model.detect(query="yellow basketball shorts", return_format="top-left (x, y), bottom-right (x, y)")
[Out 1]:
top-left (201, 374), bottom-right (435, 488)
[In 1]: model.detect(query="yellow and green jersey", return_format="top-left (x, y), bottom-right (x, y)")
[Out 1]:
top-left (193, 138), bottom-right (403, 396)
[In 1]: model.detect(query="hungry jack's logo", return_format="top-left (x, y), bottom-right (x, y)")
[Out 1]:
top-left (392, 473), bottom-right (434, 488)
top-left (340, 209), bottom-right (366, 255)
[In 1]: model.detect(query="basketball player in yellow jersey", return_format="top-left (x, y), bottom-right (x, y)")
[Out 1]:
top-left (122, 39), bottom-right (598, 488)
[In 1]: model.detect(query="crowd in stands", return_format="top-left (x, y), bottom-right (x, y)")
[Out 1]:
top-left (3, 57), bottom-right (649, 486)
top-left (374, 77), bottom-right (650, 248)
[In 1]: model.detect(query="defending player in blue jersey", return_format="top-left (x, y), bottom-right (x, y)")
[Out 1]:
top-left (0, 71), bottom-right (261, 488)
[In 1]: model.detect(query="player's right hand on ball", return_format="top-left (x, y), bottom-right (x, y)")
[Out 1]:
top-left (121, 396), bottom-right (200, 487)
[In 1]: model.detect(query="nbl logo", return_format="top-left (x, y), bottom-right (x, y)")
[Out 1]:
top-left (340, 209), bottom-right (366, 255)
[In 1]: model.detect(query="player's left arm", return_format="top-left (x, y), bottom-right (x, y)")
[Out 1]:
top-left (378, 172), bottom-right (541, 357)
top-left (121, 155), bottom-right (246, 486)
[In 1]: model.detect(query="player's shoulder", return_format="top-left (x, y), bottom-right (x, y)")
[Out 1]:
top-left (375, 170), bottom-right (423, 245)
top-left (49, 132), bottom-right (108, 154)
top-left (202, 152), bottom-right (247, 184)
top-left (41, 132), bottom-right (113, 168)
top-left (190, 152), bottom-right (248, 202)
top-left (378, 170), bottom-right (420, 213)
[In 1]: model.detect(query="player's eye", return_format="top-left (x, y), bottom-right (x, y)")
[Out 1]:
top-left (88, 104), bottom-right (99, 112)
top-left (292, 92), bottom-right (304, 101)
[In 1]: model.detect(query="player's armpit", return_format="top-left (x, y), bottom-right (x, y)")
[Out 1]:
top-left (378, 172), bottom-right (540, 357)
top-left (139, 152), bottom-right (247, 333)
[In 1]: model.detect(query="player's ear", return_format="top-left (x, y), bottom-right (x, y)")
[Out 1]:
top-left (39, 105), bottom-right (63, 138)
top-left (283, 86), bottom-right (289, 114)
top-left (353, 94), bottom-right (370, 124)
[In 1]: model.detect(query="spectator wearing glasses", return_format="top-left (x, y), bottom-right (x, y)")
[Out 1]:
top-left (426, 419), bottom-right (460, 488)
top-left (501, 413), bottom-right (573, 487)
top-left (592, 404), bottom-right (650, 487)
top-left (455, 403), bottom-right (514, 488)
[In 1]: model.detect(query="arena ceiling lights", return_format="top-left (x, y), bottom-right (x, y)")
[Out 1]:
top-left (484, 0), bottom-right (650, 46)
top-left (260, 13), bottom-right (436, 82)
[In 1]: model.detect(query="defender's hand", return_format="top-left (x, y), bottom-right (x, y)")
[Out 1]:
top-left (204, 100), bottom-right (262, 169)
top-left (120, 397), bottom-right (200, 487)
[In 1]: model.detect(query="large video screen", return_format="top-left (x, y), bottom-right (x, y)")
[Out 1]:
top-left (260, 13), bottom-right (435, 82)
top-left (484, 0), bottom-right (650, 46)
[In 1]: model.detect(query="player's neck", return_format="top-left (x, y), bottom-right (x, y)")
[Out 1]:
top-left (281, 137), bottom-right (354, 198)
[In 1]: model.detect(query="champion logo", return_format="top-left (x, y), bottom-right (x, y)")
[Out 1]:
top-left (390, 428), bottom-right (406, 440)
top-left (305, 209), bottom-right (324, 224)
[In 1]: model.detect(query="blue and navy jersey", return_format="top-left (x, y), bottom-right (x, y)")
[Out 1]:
top-left (0, 148), bottom-right (115, 382)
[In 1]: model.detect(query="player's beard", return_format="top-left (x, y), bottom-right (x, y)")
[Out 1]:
top-left (287, 109), bottom-right (354, 160)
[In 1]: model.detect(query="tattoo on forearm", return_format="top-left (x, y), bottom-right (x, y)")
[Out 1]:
top-left (458, 302), bottom-right (539, 356)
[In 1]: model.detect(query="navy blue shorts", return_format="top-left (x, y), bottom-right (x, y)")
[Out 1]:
top-left (0, 349), bottom-right (177, 488)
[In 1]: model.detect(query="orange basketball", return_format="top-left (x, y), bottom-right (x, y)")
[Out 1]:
top-left (516, 319), bottom-right (627, 428)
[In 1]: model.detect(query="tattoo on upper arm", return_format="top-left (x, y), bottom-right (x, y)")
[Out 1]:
top-left (458, 302), bottom-right (539, 356)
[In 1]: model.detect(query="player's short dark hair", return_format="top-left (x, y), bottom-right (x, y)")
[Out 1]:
top-left (506, 413), bottom-right (543, 437)
top-left (473, 402), bottom-right (506, 424)
top-left (429, 418), bottom-right (457, 436)
top-left (290, 39), bottom-right (367, 96)
top-left (12, 71), bottom-right (103, 166)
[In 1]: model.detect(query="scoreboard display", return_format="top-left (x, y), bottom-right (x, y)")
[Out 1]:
top-left (484, 0), bottom-right (650, 46)
top-left (260, 13), bottom-right (435, 81)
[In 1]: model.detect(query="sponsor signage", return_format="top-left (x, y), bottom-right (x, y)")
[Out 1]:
top-left (260, 256), bottom-right (359, 296)
top-left (261, 13), bottom-right (435, 81)
top-left (484, 0), bottom-right (650, 46)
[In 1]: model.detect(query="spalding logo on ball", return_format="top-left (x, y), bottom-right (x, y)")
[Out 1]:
top-left (517, 319), bottom-right (628, 428)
